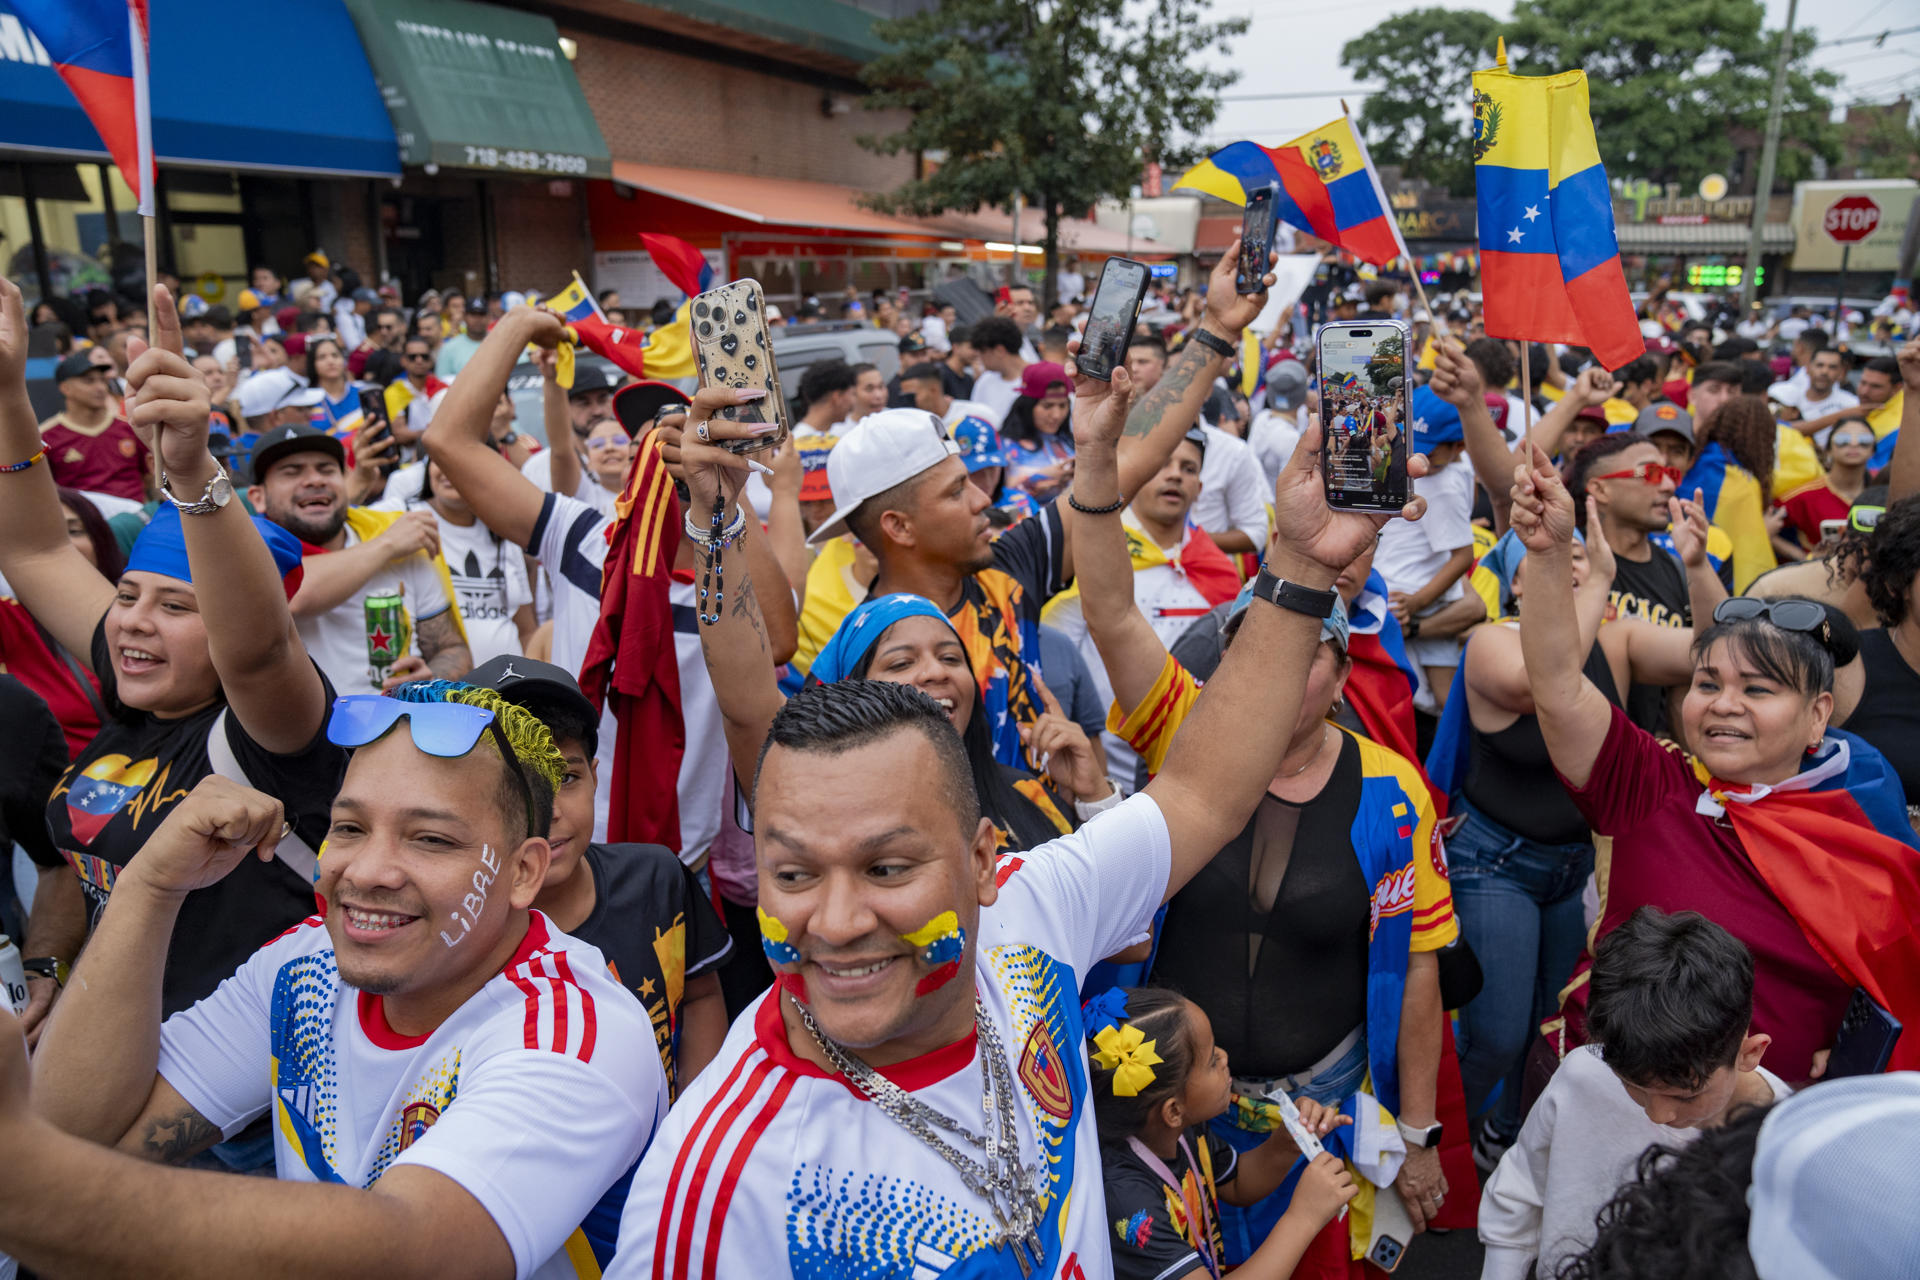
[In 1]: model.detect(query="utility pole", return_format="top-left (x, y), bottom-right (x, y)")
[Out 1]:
top-left (1742, 0), bottom-right (1797, 312)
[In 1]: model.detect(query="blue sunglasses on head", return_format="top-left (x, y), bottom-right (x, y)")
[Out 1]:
top-left (327, 695), bottom-right (535, 834)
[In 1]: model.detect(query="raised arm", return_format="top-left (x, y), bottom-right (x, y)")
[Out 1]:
top-left (1666, 487), bottom-right (1728, 623)
top-left (1530, 367), bottom-right (1612, 461)
top-left (130, 289), bottom-right (327, 753)
top-left (661, 390), bottom-right (790, 789)
top-left (422, 309), bottom-right (567, 549)
top-left (539, 350), bottom-right (582, 501)
top-left (760, 434), bottom-right (814, 621)
top-left (1467, 504), bottom-right (1618, 718)
top-left (0, 277), bottom-right (116, 663)
top-left (1428, 339), bottom-right (1511, 531)
top-left (1512, 443), bottom-right (1614, 788)
top-left (1146, 425), bottom-right (1429, 902)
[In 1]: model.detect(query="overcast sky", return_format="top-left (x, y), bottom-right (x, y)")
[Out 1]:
top-left (1201, 0), bottom-right (1920, 150)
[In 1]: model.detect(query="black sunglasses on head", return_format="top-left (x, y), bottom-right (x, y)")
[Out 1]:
top-left (1712, 597), bottom-right (1831, 647)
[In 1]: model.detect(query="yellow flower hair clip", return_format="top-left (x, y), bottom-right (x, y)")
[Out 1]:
top-left (1092, 1024), bottom-right (1164, 1097)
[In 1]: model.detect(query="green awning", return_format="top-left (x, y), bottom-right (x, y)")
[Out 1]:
top-left (343, 0), bottom-right (611, 179)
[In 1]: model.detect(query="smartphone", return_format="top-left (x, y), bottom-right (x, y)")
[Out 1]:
top-left (1365, 1176), bottom-right (1414, 1272)
top-left (1076, 257), bottom-right (1151, 382)
top-left (358, 388), bottom-right (399, 474)
top-left (1316, 321), bottom-right (1411, 514)
top-left (1237, 183), bottom-right (1279, 295)
top-left (1824, 987), bottom-right (1902, 1079)
top-left (1819, 518), bottom-right (1848, 544)
top-left (233, 333), bottom-right (253, 369)
top-left (689, 278), bottom-right (790, 456)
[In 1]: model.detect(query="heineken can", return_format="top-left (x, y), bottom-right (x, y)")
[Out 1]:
top-left (364, 592), bottom-right (411, 689)
top-left (0, 936), bottom-right (26, 1016)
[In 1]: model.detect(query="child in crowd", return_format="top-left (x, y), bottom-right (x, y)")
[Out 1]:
top-left (1477, 908), bottom-right (1791, 1279)
top-left (1087, 987), bottom-right (1357, 1279)
top-left (1374, 386), bottom-right (1474, 710)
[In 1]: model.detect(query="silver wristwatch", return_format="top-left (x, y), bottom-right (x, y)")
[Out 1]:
top-left (159, 464), bottom-right (235, 516)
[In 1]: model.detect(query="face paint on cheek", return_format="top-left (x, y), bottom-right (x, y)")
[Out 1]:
top-left (902, 911), bottom-right (965, 996)
top-left (757, 907), bottom-right (802, 965)
top-left (439, 843), bottom-right (500, 949)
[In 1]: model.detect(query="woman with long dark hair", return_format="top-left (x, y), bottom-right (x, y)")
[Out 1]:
top-left (998, 361), bottom-right (1076, 505)
top-left (307, 335), bottom-right (365, 440)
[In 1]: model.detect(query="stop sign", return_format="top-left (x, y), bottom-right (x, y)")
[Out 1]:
top-left (1824, 195), bottom-right (1882, 244)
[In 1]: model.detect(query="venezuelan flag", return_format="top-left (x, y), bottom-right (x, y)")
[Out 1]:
top-left (1472, 46), bottom-right (1642, 369)
top-left (13, 0), bottom-right (155, 214)
top-left (546, 271), bottom-right (602, 324)
top-left (1278, 113), bottom-right (1409, 268)
top-left (1174, 140), bottom-right (1336, 247)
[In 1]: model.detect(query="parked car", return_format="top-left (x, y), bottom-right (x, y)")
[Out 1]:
top-left (771, 321), bottom-right (902, 418)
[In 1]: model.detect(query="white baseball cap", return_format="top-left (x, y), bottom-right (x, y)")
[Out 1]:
top-left (234, 367), bottom-right (325, 419)
top-left (805, 408), bottom-right (960, 546)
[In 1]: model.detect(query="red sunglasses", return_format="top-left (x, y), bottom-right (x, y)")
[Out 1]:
top-left (1592, 461), bottom-right (1685, 486)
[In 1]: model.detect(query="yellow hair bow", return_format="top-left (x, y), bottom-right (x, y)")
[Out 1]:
top-left (1092, 1024), bottom-right (1163, 1098)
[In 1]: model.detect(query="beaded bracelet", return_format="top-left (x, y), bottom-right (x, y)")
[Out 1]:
top-left (684, 504), bottom-right (748, 549)
top-left (0, 449), bottom-right (45, 474)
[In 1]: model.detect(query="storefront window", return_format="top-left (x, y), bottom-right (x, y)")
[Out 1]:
top-left (1, 161), bottom-right (132, 306)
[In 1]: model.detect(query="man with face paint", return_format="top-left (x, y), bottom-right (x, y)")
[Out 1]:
top-left (3, 683), bottom-right (667, 1280)
top-left (607, 332), bottom-right (1429, 1277)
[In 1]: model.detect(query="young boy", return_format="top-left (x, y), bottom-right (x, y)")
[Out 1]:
top-left (468, 655), bottom-right (732, 1097)
top-left (1477, 907), bottom-right (1790, 1279)
top-left (1374, 385), bottom-right (1473, 710)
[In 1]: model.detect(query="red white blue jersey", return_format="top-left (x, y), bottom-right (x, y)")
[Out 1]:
top-left (608, 794), bottom-right (1174, 1280)
top-left (157, 911), bottom-right (666, 1279)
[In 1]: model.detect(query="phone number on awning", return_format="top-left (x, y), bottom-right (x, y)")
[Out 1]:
top-left (461, 147), bottom-right (590, 175)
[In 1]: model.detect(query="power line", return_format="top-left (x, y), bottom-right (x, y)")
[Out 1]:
top-left (1811, 23), bottom-right (1920, 49)
top-left (1219, 87), bottom-right (1381, 101)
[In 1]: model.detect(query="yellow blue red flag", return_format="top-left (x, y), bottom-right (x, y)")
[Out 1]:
top-left (1472, 42), bottom-right (1643, 369)
top-left (546, 271), bottom-right (601, 324)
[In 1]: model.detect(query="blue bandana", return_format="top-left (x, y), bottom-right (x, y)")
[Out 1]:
top-left (126, 504), bottom-right (307, 591)
top-left (808, 594), bottom-right (960, 685)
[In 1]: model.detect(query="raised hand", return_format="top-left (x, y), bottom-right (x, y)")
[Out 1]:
top-left (1429, 338), bottom-right (1484, 409)
top-left (1583, 495), bottom-right (1617, 584)
top-left (665, 385), bottom-right (776, 512)
top-left (1203, 234), bottom-right (1276, 335)
top-left (1666, 486), bottom-right (1711, 570)
top-left (122, 775), bottom-right (287, 900)
top-left (1269, 421), bottom-right (1428, 584)
top-left (123, 286), bottom-right (213, 484)
top-left (1571, 366), bottom-right (1613, 407)
top-left (1509, 441), bottom-right (1575, 554)
top-left (1064, 334), bottom-right (1136, 454)
top-left (1898, 334), bottom-right (1920, 393)
top-left (0, 276), bottom-right (25, 387)
top-left (1019, 677), bottom-right (1110, 803)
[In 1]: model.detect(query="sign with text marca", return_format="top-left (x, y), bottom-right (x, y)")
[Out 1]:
top-left (1824, 195), bottom-right (1881, 245)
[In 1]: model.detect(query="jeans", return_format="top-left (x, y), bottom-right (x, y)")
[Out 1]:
top-left (1214, 1029), bottom-right (1370, 1265)
top-left (1449, 800), bottom-right (1594, 1138)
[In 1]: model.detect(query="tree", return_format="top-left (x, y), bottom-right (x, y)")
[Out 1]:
top-left (1852, 100), bottom-right (1920, 181)
top-left (1342, 8), bottom-right (1504, 197)
top-left (1341, 0), bottom-right (1839, 192)
top-left (858, 0), bottom-right (1246, 309)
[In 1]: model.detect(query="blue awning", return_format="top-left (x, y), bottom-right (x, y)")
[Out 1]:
top-left (0, 0), bottom-right (399, 177)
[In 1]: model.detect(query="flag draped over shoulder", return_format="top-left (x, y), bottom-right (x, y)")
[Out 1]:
top-left (639, 233), bottom-right (715, 299)
top-left (1472, 45), bottom-right (1642, 369)
top-left (1173, 111), bottom-right (1409, 268)
top-left (578, 431), bottom-right (685, 849)
top-left (13, 0), bottom-right (154, 214)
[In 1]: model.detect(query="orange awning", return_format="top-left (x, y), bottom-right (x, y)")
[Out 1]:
top-left (608, 161), bottom-right (943, 238)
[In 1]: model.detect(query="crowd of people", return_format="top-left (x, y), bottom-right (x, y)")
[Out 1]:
top-left (0, 230), bottom-right (1917, 1280)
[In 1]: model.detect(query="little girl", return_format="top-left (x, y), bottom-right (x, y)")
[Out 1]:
top-left (1087, 987), bottom-right (1357, 1279)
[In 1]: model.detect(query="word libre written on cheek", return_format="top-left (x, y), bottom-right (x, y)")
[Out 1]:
top-left (441, 843), bottom-right (502, 949)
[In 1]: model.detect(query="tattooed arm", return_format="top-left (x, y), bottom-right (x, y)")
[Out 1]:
top-left (416, 607), bottom-right (473, 681)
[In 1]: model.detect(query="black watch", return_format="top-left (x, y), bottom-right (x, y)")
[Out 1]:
top-left (1248, 565), bottom-right (1338, 619)
top-left (1188, 326), bottom-right (1235, 361)
top-left (22, 956), bottom-right (69, 986)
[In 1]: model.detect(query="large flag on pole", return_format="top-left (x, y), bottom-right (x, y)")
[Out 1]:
top-left (1471, 40), bottom-right (1643, 369)
top-left (12, 0), bottom-right (155, 215)
top-left (1173, 112), bottom-right (1410, 268)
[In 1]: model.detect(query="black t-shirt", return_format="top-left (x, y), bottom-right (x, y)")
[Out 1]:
top-left (1847, 629), bottom-right (1920, 805)
top-left (949, 501), bottom-right (1069, 770)
top-left (570, 842), bottom-right (732, 1097)
top-left (1152, 733), bottom-right (1371, 1077)
top-left (1, 675), bottom-right (68, 871)
top-left (1103, 1126), bottom-right (1239, 1280)
top-left (47, 619), bottom-right (345, 1015)
top-left (1607, 546), bottom-right (1691, 734)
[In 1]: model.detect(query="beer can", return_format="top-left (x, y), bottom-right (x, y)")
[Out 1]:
top-left (0, 936), bottom-right (26, 1016)
top-left (363, 591), bottom-right (411, 688)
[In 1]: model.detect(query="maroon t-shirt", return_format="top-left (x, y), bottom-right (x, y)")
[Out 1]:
top-left (40, 414), bottom-right (150, 501)
top-left (1559, 705), bottom-right (1852, 1083)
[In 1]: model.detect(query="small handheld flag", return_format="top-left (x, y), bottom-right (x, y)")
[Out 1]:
top-left (12, 0), bottom-right (155, 215)
top-left (639, 233), bottom-right (715, 300)
top-left (545, 271), bottom-right (602, 324)
top-left (1472, 40), bottom-right (1643, 369)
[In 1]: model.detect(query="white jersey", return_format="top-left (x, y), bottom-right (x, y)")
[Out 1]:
top-left (609, 792), bottom-right (1174, 1280)
top-left (157, 912), bottom-right (665, 1280)
top-left (295, 521), bottom-right (456, 695)
top-left (528, 490), bottom-right (726, 863)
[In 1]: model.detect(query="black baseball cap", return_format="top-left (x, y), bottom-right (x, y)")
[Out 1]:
top-left (567, 362), bottom-right (619, 398)
top-left (466, 655), bottom-right (599, 756)
top-left (55, 351), bottom-right (108, 382)
top-left (612, 380), bottom-right (692, 436)
top-left (248, 422), bottom-right (346, 485)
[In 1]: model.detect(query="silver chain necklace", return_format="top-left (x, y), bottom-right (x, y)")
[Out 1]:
top-left (792, 992), bottom-right (1047, 1274)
